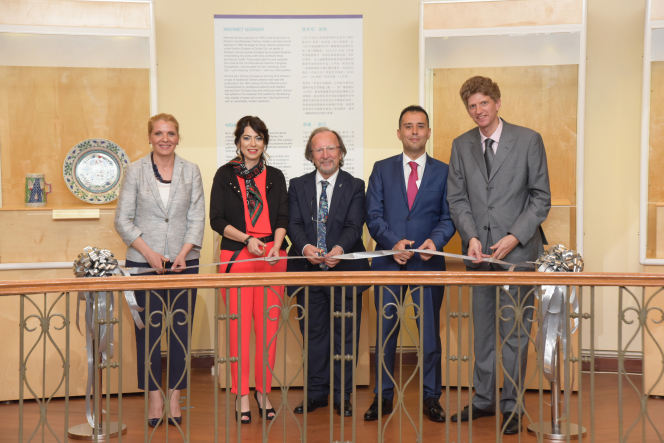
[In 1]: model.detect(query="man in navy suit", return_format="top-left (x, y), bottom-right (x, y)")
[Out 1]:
top-left (287, 127), bottom-right (370, 417)
top-left (364, 105), bottom-right (455, 423)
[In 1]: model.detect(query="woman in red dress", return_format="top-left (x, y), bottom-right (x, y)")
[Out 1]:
top-left (210, 116), bottom-right (288, 423)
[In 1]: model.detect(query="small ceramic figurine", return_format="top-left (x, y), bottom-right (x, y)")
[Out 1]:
top-left (25, 173), bottom-right (52, 207)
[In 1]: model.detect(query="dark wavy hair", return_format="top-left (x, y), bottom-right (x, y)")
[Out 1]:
top-left (233, 116), bottom-right (269, 163)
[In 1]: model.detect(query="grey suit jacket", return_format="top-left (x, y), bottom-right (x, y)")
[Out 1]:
top-left (114, 153), bottom-right (205, 263)
top-left (447, 120), bottom-right (551, 268)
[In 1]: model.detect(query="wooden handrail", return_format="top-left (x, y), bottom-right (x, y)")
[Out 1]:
top-left (2, 271), bottom-right (664, 296)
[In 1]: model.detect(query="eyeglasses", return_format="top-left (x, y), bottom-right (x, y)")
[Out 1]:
top-left (311, 145), bottom-right (339, 155)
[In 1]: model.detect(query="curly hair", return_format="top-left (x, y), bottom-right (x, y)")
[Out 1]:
top-left (459, 76), bottom-right (501, 108)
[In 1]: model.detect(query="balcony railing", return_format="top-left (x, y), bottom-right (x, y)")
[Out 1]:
top-left (1, 271), bottom-right (663, 443)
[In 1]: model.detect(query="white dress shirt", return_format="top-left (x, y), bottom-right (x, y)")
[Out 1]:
top-left (403, 151), bottom-right (427, 189)
top-left (480, 117), bottom-right (504, 154)
top-left (302, 168), bottom-right (343, 255)
top-left (315, 168), bottom-right (339, 210)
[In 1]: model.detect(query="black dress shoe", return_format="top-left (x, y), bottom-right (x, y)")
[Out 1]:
top-left (502, 412), bottom-right (523, 435)
top-left (423, 397), bottom-right (446, 422)
top-left (363, 397), bottom-right (393, 421)
top-left (333, 401), bottom-right (353, 417)
top-left (147, 418), bottom-right (161, 428)
top-left (451, 404), bottom-right (496, 422)
top-left (294, 397), bottom-right (328, 414)
top-left (167, 416), bottom-right (182, 426)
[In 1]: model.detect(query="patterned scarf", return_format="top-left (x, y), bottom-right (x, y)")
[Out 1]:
top-left (228, 157), bottom-right (264, 226)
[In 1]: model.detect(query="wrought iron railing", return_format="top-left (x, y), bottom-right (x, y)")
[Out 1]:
top-left (1, 271), bottom-right (663, 443)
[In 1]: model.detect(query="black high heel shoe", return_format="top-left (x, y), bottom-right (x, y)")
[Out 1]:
top-left (235, 395), bottom-right (252, 424)
top-left (167, 416), bottom-right (182, 426)
top-left (148, 400), bottom-right (164, 427)
top-left (254, 390), bottom-right (276, 420)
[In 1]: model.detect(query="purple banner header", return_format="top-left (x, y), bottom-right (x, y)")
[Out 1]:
top-left (214, 14), bottom-right (362, 19)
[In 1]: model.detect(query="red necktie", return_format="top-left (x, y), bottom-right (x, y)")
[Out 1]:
top-left (407, 161), bottom-right (418, 210)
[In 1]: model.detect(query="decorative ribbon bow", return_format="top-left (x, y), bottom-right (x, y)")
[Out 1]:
top-left (73, 247), bottom-right (145, 429)
top-left (535, 244), bottom-right (584, 418)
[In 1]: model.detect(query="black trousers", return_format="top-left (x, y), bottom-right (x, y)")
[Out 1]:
top-left (127, 259), bottom-right (198, 391)
top-left (296, 285), bottom-right (362, 403)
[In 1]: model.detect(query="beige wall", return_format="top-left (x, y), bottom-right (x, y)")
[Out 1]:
top-left (583, 0), bottom-right (651, 353)
top-left (139, 0), bottom-right (657, 353)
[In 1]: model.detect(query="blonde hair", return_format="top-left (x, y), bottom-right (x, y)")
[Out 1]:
top-left (148, 113), bottom-right (180, 138)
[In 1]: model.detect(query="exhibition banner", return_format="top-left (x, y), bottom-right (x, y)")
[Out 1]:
top-left (214, 14), bottom-right (364, 183)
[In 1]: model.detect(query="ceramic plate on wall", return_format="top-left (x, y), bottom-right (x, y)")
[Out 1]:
top-left (63, 139), bottom-right (129, 204)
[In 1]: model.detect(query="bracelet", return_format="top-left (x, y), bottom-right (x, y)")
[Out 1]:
top-left (243, 235), bottom-right (254, 245)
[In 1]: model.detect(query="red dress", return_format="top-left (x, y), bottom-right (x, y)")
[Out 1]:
top-left (219, 169), bottom-right (287, 396)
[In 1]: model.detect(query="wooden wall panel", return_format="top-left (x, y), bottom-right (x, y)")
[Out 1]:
top-left (423, 0), bottom-right (583, 31)
top-left (433, 65), bottom-right (578, 206)
top-left (0, 66), bottom-right (151, 207)
top-left (544, 203), bottom-right (576, 249)
top-left (0, 271), bottom-right (140, 401)
top-left (648, 62), bottom-right (664, 258)
top-left (0, 0), bottom-right (150, 29)
top-left (657, 205), bottom-right (664, 258)
top-left (432, 65), bottom-right (578, 254)
top-left (0, 209), bottom-right (125, 263)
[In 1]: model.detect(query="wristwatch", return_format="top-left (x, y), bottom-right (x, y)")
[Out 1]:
top-left (244, 235), bottom-right (254, 245)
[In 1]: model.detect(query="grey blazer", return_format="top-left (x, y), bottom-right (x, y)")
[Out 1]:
top-left (114, 153), bottom-right (205, 263)
top-left (447, 120), bottom-right (551, 268)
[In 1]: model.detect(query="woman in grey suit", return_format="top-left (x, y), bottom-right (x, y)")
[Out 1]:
top-left (114, 113), bottom-right (205, 428)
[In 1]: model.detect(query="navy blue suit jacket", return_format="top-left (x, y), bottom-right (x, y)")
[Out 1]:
top-left (287, 168), bottom-right (370, 277)
top-left (366, 153), bottom-right (455, 272)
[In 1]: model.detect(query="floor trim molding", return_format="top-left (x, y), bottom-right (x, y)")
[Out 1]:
top-left (367, 351), bottom-right (643, 374)
top-left (581, 356), bottom-right (642, 374)
top-left (165, 351), bottom-right (643, 374)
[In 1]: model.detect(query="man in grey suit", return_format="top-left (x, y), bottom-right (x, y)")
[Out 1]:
top-left (447, 76), bottom-right (551, 434)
